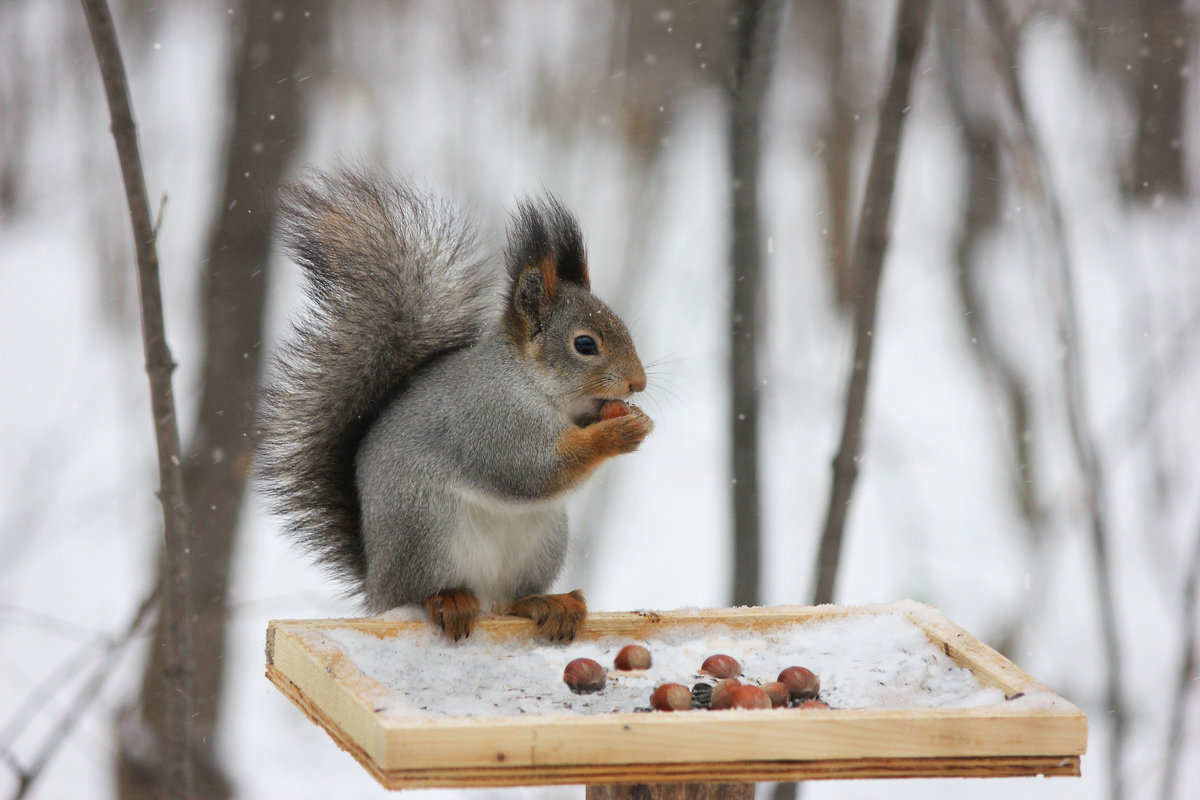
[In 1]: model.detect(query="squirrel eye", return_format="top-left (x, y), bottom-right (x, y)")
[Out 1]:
top-left (573, 335), bottom-right (599, 356)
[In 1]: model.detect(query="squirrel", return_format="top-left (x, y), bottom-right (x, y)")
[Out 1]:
top-left (256, 170), bottom-right (653, 641)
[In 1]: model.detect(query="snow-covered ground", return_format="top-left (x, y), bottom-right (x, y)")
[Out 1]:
top-left (1, 2), bottom-right (1197, 799)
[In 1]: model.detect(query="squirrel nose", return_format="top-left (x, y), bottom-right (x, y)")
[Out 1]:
top-left (628, 367), bottom-right (647, 394)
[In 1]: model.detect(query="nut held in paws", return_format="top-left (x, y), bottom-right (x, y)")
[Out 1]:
top-left (599, 400), bottom-right (630, 421)
top-left (563, 658), bottom-right (607, 694)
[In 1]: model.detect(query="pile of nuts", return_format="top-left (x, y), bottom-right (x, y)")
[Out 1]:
top-left (562, 645), bottom-right (829, 712)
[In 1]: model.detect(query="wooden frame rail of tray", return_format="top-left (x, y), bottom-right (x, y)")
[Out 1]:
top-left (265, 601), bottom-right (1087, 789)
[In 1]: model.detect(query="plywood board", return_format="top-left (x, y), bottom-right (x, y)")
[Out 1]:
top-left (265, 602), bottom-right (1087, 789)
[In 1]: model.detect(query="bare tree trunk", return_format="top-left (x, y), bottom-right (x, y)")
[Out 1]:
top-left (937, 3), bottom-right (1048, 658)
top-left (811, 0), bottom-right (931, 606)
top-left (727, 0), bottom-right (785, 608)
top-left (116, 3), bottom-right (326, 799)
top-left (1131, 0), bottom-right (1191, 201)
top-left (79, 1), bottom-right (193, 798)
top-left (814, 0), bottom-right (856, 310)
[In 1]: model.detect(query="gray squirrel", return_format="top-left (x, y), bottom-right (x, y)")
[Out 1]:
top-left (256, 170), bottom-right (653, 640)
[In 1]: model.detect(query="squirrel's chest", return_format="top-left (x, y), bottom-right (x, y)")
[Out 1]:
top-left (446, 489), bottom-right (567, 609)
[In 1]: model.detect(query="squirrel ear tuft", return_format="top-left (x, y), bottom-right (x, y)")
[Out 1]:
top-left (505, 196), bottom-right (590, 290)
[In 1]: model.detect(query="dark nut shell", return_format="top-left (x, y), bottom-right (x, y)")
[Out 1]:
top-left (700, 654), bottom-right (742, 679)
top-left (690, 682), bottom-right (714, 708)
top-left (760, 681), bottom-right (790, 708)
top-left (614, 644), bottom-right (652, 671)
top-left (729, 684), bottom-right (772, 710)
top-left (709, 678), bottom-right (743, 710)
top-left (650, 683), bottom-right (692, 711)
top-left (777, 666), bottom-right (820, 700)
top-left (563, 658), bottom-right (607, 694)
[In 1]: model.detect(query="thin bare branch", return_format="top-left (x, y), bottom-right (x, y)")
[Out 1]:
top-left (811, 0), bottom-right (931, 605)
top-left (978, 2), bottom-right (1126, 798)
top-left (151, 193), bottom-right (167, 239)
top-left (77, 1), bottom-right (193, 798)
top-left (120, 7), bottom-right (325, 796)
top-left (4, 586), bottom-right (159, 800)
top-left (1160, 502), bottom-right (1200, 800)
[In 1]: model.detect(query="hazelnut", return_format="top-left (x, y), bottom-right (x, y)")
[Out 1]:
top-left (729, 684), bottom-right (772, 710)
top-left (700, 654), bottom-right (742, 679)
top-left (709, 678), bottom-right (743, 710)
top-left (760, 681), bottom-right (790, 708)
top-left (777, 666), bottom-right (820, 700)
top-left (799, 699), bottom-right (830, 710)
top-left (599, 400), bottom-right (630, 421)
top-left (614, 644), bottom-right (651, 671)
top-left (563, 658), bottom-right (607, 694)
top-left (650, 683), bottom-right (692, 711)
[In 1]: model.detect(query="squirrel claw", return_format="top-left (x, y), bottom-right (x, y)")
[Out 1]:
top-left (506, 589), bottom-right (587, 641)
top-left (423, 588), bottom-right (481, 640)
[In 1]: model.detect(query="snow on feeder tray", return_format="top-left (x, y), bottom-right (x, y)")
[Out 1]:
top-left (264, 601), bottom-right (1087, 790)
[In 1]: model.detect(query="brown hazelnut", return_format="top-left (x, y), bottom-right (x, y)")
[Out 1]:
top-left (614, 644), bottom-right (651, 671)
top-left (599, 400), bottom-right (630, 421)
top-left (729, 684), bottom-right (772, 710)
top-left (799, 699), bottom-right (830, 710)
top-left (563, 658), bottom-right (607, 694)
top-left (760, 681), bottom-right (790, 708)
top-left (709, 678), bottom-right (743, 710)
top-left (700, 654), bottom-right (742, 679)
top-left (650, 683), bottom-right (692, 711)
top-left (777, 666), bottom-right (820, 700)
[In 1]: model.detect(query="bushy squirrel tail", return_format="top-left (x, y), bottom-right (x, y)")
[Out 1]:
top-left (256, 170), bottom-right (498, 588)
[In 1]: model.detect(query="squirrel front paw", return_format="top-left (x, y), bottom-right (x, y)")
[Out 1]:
top-left (423, 588), bottom-right (481, 640)
top-left (505, 590), bottom-right (587, 641)
top-left (548, 404), bottom-right (653, 493)
top-left (594, 403), bottom-right (654, 452)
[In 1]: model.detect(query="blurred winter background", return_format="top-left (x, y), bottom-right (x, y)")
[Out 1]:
top-left (1, 1), bottom-right (1197, 799)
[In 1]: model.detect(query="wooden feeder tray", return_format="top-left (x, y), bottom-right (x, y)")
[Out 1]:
top-left (265, 602), bottom-right (1087, 790)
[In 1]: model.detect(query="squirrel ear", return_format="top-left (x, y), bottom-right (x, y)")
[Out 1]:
top-left (511, 258), bottom-right (556, 338)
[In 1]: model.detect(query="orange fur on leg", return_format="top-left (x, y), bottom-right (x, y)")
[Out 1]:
top-left (546, 407), bottom-right (654, 493)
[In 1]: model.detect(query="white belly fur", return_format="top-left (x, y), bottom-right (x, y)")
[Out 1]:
top-left (447, 488), bottom-right (565, 610)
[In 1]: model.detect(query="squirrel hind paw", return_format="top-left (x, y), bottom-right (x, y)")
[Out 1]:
top-left (423, 589), bottom-right (481, 640)
top-left (505, 590), bottom-right (587, 642)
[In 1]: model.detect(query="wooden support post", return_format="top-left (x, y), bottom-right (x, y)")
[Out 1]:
top-left (587, 783), bottom-right (754, 800)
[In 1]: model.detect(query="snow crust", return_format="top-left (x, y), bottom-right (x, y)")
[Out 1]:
top-left (315, 609), bottom-right (1005, 719)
